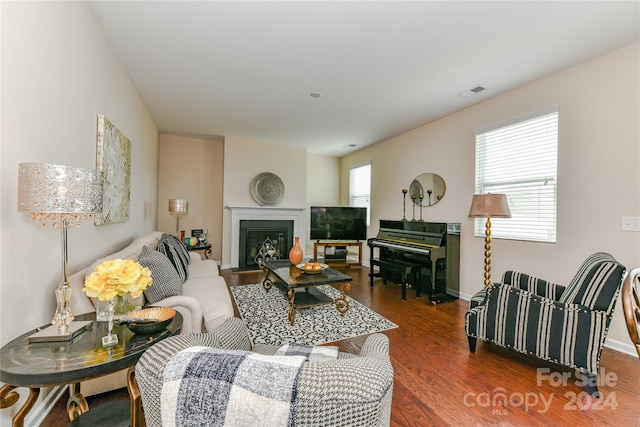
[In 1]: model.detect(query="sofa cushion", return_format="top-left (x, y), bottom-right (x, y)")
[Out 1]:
top-left (157, 236), bottom-right (189, 283)
top-left (183, 276), bottom-right (234, 331)
top-left (139, 246), bottom-right (183, 304)
top-left (188, 259), bottom-right (220, 278)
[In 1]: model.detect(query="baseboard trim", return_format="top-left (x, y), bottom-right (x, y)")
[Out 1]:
top-left (24, 384), bottom-right (68, 427)
top-left (604, 337), bottom-right (637, 357)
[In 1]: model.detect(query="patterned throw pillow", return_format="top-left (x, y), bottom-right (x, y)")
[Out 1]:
top-left (139, 246), bottom-right (183, 304)
top-left (157, 234), bottom-right (189, 283)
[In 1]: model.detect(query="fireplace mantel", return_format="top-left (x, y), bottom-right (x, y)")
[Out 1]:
top-left (227, 206), bottom-right (306, 268)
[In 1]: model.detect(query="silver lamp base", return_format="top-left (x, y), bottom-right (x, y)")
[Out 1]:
top-left (28, 321), bottom-right (92, 343)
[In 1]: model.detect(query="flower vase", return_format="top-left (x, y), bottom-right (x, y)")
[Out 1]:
top-left (113, 294), bottom-right (142, 319)
top-left (101, 299), bottom-right (119, 348)
top-left (289, 236), bottom-right (304, 265)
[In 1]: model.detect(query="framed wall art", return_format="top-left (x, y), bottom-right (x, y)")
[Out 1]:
top-left (94, 115), bottom-right (131, 225)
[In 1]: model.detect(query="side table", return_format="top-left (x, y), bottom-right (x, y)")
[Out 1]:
top-left (0, 311), bottom-right (183, 427)
top-left (187, 242), bottom-right (212, 259)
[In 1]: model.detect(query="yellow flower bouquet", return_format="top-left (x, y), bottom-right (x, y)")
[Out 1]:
top-left (83, 258), bottom-right (153, 302)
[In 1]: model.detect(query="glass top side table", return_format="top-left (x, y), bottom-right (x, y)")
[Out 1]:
top-left (0, 311), bottom-right (183, 427)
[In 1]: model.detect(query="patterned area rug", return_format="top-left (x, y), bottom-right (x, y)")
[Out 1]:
top-left (230, 283), bottom-right (398, 346)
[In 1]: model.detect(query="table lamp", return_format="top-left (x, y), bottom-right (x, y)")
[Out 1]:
top-left (168, 199), bottom-right (188, 235)
top-left (468, 193), bottom-right (511, 287)
top-left (18, 163), bottom-right (103, 341)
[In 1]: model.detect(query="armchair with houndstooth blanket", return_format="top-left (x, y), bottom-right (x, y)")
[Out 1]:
top-left (465, 252), bottom-right (626, 397)
top-left (135, 317), bottom-right (394, 427)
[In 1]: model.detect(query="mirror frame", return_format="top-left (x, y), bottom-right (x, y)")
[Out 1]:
top-left (409, 173), bottom-right (446, 206)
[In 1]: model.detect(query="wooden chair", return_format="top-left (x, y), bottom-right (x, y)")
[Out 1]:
top-left (621, 268), bottom-right (640, 358)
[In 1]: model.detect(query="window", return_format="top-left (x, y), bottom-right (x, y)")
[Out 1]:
top-left (474, 106), bottom-right (558, 243)
top-left (349, 163), bottom-right (371, 226)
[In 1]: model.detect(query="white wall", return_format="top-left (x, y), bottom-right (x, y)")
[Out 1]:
top-left (306, 153), bottom-right (341, 253)
top-left (221, 136), bottom-right (308, 267)
top-left (157, 134), bottom-right (224, 260)
top-left (1, 1), bottom-right (159, 415)
top-left (341, 43), bottom-right (640, 352)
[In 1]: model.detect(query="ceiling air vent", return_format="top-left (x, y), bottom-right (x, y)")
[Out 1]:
top-left (458, 86), bottom-right (487, 98)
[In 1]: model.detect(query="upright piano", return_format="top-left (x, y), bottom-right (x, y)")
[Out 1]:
top-left (368, 220), bottom-right (460, 303)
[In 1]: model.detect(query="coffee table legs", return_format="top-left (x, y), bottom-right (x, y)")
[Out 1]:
top-left (0, 384), bottom-right (39, 427)
top-left (287, 288), bottom-right (297, 325)
top-left (335, 282), bottom-right (352, 315)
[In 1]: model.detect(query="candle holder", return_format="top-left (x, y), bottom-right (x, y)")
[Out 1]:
top-left (419, 194), bottom-right (424, 221)
top-left (411, 195), bottom-right (417, 221)
top-left (402, 189), bottom-right (408, 221)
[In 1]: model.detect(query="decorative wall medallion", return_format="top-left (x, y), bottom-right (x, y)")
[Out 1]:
top-left (94, 115), bottom-right (131, 225)
top-left (250, 172), bottom-right (284, 206)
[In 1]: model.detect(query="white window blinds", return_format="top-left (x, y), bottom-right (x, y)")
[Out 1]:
top-left (474, 106), bottom-right (559, 243)
top-left (349, 163), bottom-right (371, 225)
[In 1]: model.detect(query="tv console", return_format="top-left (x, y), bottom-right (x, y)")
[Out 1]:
top-left (313, 241), bottom-right (362, 268)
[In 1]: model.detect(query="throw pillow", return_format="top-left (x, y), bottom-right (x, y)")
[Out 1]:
top-left (165, 234), bottom-right (190, 265)
top-left (138, 246), bottom-right (183, 304)
top-left (558, 252), bottom-right (625, 312)
top-left (157, 236), bottom-right (189, 284)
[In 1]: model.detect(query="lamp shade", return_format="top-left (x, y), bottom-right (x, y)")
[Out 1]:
top-left (468, 193), bottom-right (511, 218)
top-left (168, 199), bottom-right (188, 217)
top-left (18, 163), bottom-right (103, 215)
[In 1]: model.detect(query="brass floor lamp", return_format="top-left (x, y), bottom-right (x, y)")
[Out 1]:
top-left (168, 199), bottom-right (188, 237)
top-left (468, 193), bottom-right (511, 287)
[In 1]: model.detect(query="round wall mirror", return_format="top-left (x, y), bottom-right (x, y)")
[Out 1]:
top-left (409, 173), bottom-right (446, 206)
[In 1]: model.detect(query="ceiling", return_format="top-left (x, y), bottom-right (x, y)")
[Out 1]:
top-left (89, 1), bottom-right (639, 157)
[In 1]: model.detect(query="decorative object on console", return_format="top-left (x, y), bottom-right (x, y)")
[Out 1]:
top-left (250, 172), bottom-right (285, 206)
top-left (82, 258), bottom-right (153, 347)
top-left (289, 236), bottom-right (304, 265)
top-left (168, 198), bottom-right (188, 234)
top-left (468, 193), bottom-right (511, 287)
top-left (17, 163), bottom-right (103, 343)
top-left (94, 115), bottom-right (131, 226)
top-left (191, 228), bottom-right (209, 244)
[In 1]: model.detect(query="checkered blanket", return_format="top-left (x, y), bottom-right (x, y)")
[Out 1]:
top-left (161, 346), bottom-right (306, 427)
top-left (275, 343), bottom-right (339, 362)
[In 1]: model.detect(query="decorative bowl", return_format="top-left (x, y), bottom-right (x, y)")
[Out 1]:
top-left (124, 307), bottom-right (176, 335)
top-left (296, 262), bottom-right (329, 275)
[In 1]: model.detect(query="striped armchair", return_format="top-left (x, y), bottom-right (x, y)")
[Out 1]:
top-left (465, 252), bottom-right (626, 396)
top-left (135, 317), bottom-right (394, 427)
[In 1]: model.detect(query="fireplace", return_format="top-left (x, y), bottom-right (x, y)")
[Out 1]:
top-left (239, 220), bottom-right (293, 269)
top-left (227, 206), bottom-right (306, 269)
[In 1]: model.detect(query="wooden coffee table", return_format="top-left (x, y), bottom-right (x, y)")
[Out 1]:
top-left (262, 260), bottom-right (353, 325)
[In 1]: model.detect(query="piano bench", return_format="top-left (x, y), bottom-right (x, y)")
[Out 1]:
top-left (370, 259), bottom-right (422, 300)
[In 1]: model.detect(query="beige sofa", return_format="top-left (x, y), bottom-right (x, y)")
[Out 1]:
top-left (68, 231), bottom-right (234, 394)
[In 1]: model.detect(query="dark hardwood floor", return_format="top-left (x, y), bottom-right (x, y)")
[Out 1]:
top-left (43, 266), bottom-right (640, 426)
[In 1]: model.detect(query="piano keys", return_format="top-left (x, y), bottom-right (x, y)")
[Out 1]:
top-left (368, 220), bottom-right (460, 303)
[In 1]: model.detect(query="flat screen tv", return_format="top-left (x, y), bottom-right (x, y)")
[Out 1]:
top-left (310, 206), bottom-right (367, 241)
